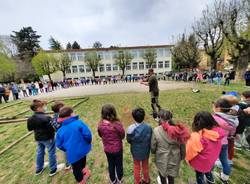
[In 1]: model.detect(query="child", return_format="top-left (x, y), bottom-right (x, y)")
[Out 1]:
top-left (98, 104), bottom-right (125, 184)
top-left (213, 99), bottom-right (238, 183)
top-left (27, 99), bottom-right (57, 176)
top-left (186, 111), bottom-right (224, 184)
top-left (50, 101), bottom-right (70, 169)
top-left (236, 91), bottom-right (250, 149)
top-left (127, 108), bottom-right (152, 184)
top-left (151, 109), bottom-right (190, 184)
top-left (56, 106), bottom-right (92, 184)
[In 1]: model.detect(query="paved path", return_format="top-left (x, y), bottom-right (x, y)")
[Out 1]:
top-left (29, 81), bottom-right (192, 99)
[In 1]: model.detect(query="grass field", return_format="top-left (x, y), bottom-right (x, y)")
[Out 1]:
top-left (0, 82), bottom-right (250, 184)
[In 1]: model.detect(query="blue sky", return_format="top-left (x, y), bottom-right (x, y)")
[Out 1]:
top-left (0, 0), bottom-right (214, 49)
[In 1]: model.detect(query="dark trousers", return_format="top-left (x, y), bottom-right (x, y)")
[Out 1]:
top-left (195, 170), bottom-right (214, 184)
top-left (224, 79), bottom-right (230, 86)
top-left (0, 94), bottom-right (4, 103)
top-left (151, 93), bottom-right (161, 118)
top-left (159, 173), bottom-right (174, 184)
top-left (71, 156), bottom-right (86, 182)
top-left (13, 93), bottom-right (19, 100)
top-left (105, 150), bottom-right (123, 182)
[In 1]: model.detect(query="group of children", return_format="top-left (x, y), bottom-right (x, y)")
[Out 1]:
top-left (27, 90), bottom-right (250, 184)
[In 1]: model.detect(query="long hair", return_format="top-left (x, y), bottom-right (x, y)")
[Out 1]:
top-left (192, 111), bottom-right (218, 132)
top-left (101, 104), bottom-right (119, 122)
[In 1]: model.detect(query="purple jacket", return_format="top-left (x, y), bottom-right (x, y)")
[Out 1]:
top-left (98, 119), bottom-right (125, 153)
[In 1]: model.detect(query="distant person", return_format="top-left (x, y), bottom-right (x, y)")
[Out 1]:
top-left (186, 111), bottom-right (225, 184)
top-left (27, 100), bottom-right (57, 176)
top-left (98, 104), bottom-right (125, 184)
top-left (244, 68), bottom-right (250, 86)
top-left (229, 69), bottom-right (236, 81)
top-left (11, 82), bottom-right (19, 100)
top-left (56, 106), bottom-right (92, 184)
top-left (4, 84), bottom-right (10, 103)
top-left (0, 84), bottom-right (5, 104)
top-left (216, 71), bottom-right (223, 85)
top-left (151, 109), bottom-right (190, 184)
top-left (127, 108), bottom-right (152, 184)
top-left (50, 101), bottom-right (70, 169)
top-left (141, 69), bottom-right (161, 120)
top-left (224, 71), bottom-right (231, 86)
top-left (20, 82), bottom-right (28, 97)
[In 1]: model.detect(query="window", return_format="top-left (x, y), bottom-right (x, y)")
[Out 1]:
top-left (104, 52), bottom-right (111, 60)
top-left (158, 61), bottom-right (163, 68)
top-left (66, 67), bottom-right (71, 73)
top-left (164, 49), bottom-right (170, 57)
top-left (139, 62), bottom-right (144, 70)
top-left (111, 51), bottom-right (118, 59)
top-left (70, 53), bottom-right (77, 61)
top-left (77, 53), bottom-right (84, 61)
top-left (99, 64), bottom-right (105, 72)
top-left (138, 49), bottom-right (145, 58)
top-left (79, 65), bottom-right (85, 73)
top-left (130, 50), bottom-right (138, 58)
top-left (157, 48), bottom-right (164, 57)
top-left (86, 66), bottom-right (91, 72)
top-left (152, 62), bottom-right (157, 68)
top-left (72, 66), bottom-right (78, 73)
top-left (126, 63), bottom-right (131, 70)
top-left (132, 62), bottom-right (138, 70)
top-left (112, 64), bottom-right (118, 71)
top-left (165, 61), bottom-right (170, 68)
top-left (98, 52), bottom-right (104, 60)
top-left (106, 64), bottom-right (112, 71)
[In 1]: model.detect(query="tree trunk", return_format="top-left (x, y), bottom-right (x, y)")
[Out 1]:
top-left (236, 53), bottom-right (249, 80)
top-left (48, 73), bottom-right (52, 81)
top-left (210, 58), bottom-right (217, 70)
top-left (122, 68), bottom-right (125, 77)
top-left (62, 71), bottom-right (66, 80)
top-left (92, 70), bottom-right (96, 78)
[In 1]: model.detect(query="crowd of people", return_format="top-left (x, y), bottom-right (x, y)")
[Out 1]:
top-left (27, 89), bottom-right (250, 184)
top-left (165, 69), bottom-right (237, 86)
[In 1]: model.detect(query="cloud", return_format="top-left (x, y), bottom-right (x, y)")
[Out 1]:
top-left (0, 0), bottom-right (214, 49)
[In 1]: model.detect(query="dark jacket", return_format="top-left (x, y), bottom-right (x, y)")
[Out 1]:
top-left (56, 116), bottom-right (92, 164)
top-left (127, 122), bottom-right (152, 160)
top-left (27, 112), bottom-right (55, 141)
top-left (237, 101), bottom-right (250, 134)
top-left (0, 86), bottom-right (5, 95)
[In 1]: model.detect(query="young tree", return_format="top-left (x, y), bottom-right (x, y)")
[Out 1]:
top-left (114, 50), bottom-right (133, 77)
top-left (66, 42), bottom-right (72, 50)
top-left (92, 41), bottom-right (103, 48)
top-left (11, 26), bottom-right (41, 60)
top-left (57, 53), bottom-right (72, 79)
top-left (171, 34), bottom-right (201, 70)
top-left (72, 41), bottom-right (81, 49)
top-left (32, 51), bottom-right (58, 81)
top-left (142, 48), bottom-right (157, 68)
top-left (193, 5), bottom-right (224, 70)
top-left (84, 51), bottom-right (101, 78)
top-left (49, 37), bottom-right (62, 50)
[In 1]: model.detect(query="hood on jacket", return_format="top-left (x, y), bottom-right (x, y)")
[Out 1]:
top-left (161, 122), bottom-right (190, 144)
top-left (215, 112), bottom-right (239, 127)
top-left (60, 115), bottom-right (79, 125)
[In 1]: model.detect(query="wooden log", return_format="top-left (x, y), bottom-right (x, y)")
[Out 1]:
top-left (0, 131), bottom-right (33, 155)
top-left (0, 101), bottom-right (23, 111)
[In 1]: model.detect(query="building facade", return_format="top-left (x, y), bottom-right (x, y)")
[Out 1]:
top-left (48, 45), bottom-right (173, 81)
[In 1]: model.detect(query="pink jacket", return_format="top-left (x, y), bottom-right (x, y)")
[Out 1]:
top-left (189, 127), bottom-right (225, 172)
top-left (98, 119), bottom-right (125, 153)
top-left (213, 115), bottom-right (236, 145)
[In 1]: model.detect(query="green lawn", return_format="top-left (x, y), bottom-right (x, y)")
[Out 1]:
top-left (0, 83), bottom-right (250, 184)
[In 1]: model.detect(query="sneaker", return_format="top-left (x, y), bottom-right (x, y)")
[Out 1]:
top-left (214, 159), bottom-right (222, 169)
top-left (80, 167), bottom-right (91, 184)
top-left (116, 178), bottom-right (123, 184)
top-left (35, 168), bottom-right (44, 176)
top-left (49, 168), bottom-right (57, 177)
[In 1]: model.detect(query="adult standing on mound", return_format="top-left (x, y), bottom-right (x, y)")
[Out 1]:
top-left (141, 69), bottom-right (161, 120)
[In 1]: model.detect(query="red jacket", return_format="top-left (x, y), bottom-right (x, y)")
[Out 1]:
top-left (98, 119), bottom-right (125, 153)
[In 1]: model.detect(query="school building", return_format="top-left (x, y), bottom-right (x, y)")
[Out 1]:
top-left (47, 45), bottom-right (173, 81)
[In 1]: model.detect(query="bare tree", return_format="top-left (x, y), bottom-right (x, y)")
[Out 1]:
top-left (142, 48), bottom-right (157, 68)
top-left (193, 4), bottom-right (224, 70)
top-left (84, 51), bottom-right (101, 78)
top-left (58, 53), bottom-right (72, 79)
top-left (114, 50), bottom-right (133, 77)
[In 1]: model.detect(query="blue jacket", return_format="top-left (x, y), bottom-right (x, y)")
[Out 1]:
top-left (56, 116), bottom-right (92, 164)
top-left (127, 122), bottom-right (152, 160)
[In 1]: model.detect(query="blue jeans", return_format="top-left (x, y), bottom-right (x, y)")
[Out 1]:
top-left (217, 77), bottom-right (222, 85)
top-left (36, 139), bottom-right (57, 172)
top-left (219, 144), bottom-right (231, 175)
top-left (195, 170), bottom-right (214, 184)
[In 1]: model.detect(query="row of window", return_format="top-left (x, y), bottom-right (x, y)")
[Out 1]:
top-left (69, 48), bottom-right (171, 61)
top-left (67, 61), bottom-right (170, 74)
